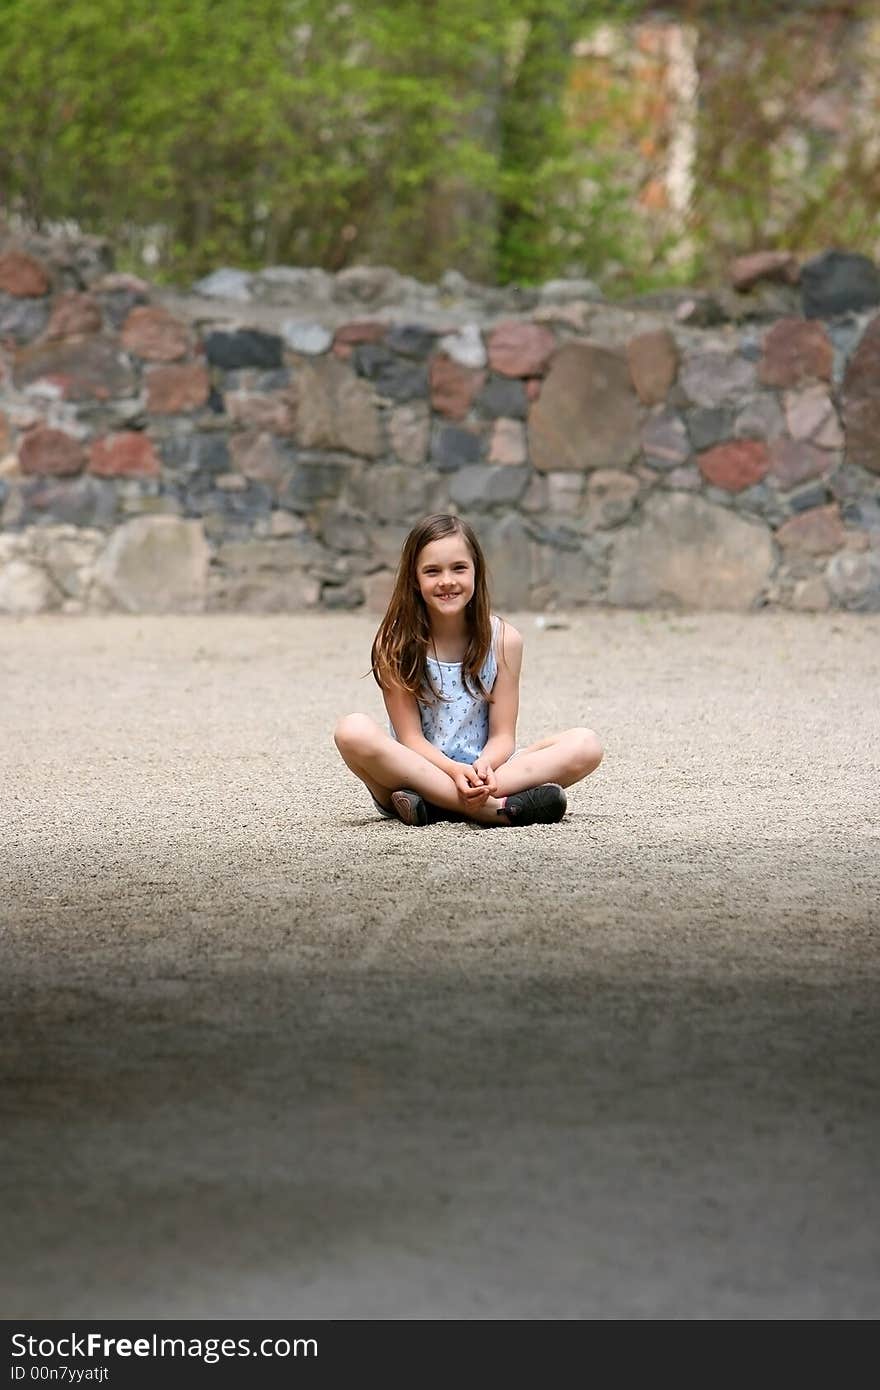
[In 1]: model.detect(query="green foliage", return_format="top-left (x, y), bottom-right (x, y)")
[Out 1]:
top-left (689, 2), bottom-right (880, 281)
top-left (0, 0), bottom-right (876, 289)
top-left (0, 0), bottom-right (651, 284)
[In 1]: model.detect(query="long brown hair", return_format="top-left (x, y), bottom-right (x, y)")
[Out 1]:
top-left (370, 513), bottom-right (497, 704)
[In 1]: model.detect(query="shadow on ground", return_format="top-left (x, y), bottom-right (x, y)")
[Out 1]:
top-left (1, 613), bottom-right (878, 1317)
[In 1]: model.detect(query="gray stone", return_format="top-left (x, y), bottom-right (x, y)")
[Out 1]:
top-left (438, 324), bottom-right (486, 369)
top-left (363, 569), bottom-right (396, 615)
top-left (586, 470), bottom-right (640, 528)
top-left (351, 345), bottom-right (428, 403)
top-left (539, 278), bottom-right (603, 303)
top-left (371, 525), bottom-right (410, 568)
top-left (530, 534), bottom-right (609, 604)
top-left (159, 431), bottom-right (231, 480)
top-left (688, 406), bottom-right (734, 451)
top-left (318, 511), bottom-right (370, 553)
top-left (386, 324), bottom-right (437, 359)
top-left (278, 460), bottom-right (353, 512)
top-left (784, 385), bottom-right (844, 448)
top-left (205, 330), bottom-right (283, 370)
top-left (734, 394), bottom-right (786, 440)
top-left (520, 473), bottom-right (548, 513)
top-left (193, 268), bottom-right (254, 300)
top-left (322, 579), bottom-right (364, 610)
top-left (182, 479), bottom-right (274, 532)
top-left (294, 357), bottom-right (381, 458)
top-left (0, 294), bottom-right (50, 344)
top-left (801, 251), bottom-right (880, 320)
top-left (449, 466), bottom-right (530, 509)
top-left (95, 516), bottom-right (210, 612)
top-left (790, 575), bottom-right (831, 612)
top-left (430, 423), bottom-right (483, 471)
top-left (544, 472), bottom-right (585, 516)
top-left (18, 475), bottom-right (118, 529)
top-left (280, 321), bottom-right (333, 355)
top-left (528, 343), bottom-right (641, 473)
top-left (481, 513), bottom-right (533, 608)
top-left (349, 466), bottom-right (446, 524)
top-left (786, 483), bottom-right (831, 515)
top-left (680, 351), bottom-right (757, 408)
top-left (40, 526), bottom-right (104, 598)
top-left (736, 483), bottom-right (787, 526)
top-left (209, 561), bottom-right (321, 612)
top-left (663, 465), bottom-right (702, 491)
top-left (608, 493), bottom-right (774, 610)
top-left (0, 559), bottom-right (60, 614)
top-left (256, 266), bottom-right (334, 301)
top-left (825, 550), bottom-right (880, 611)
top-left (838, 495), bottom-right (880, 533)
top-left (641, 409), bottom-right (690, 469)
top-left (475, 375), bottom-right (528, 420)
top-left (389, 402), bottom-right (430, 465)
top-left (334, 265), bottom-right (411, 307)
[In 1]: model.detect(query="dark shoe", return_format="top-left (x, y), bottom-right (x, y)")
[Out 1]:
top-left (499, 783), bottom-right (567, 826)
top-left (391, 788), bottom-right (429, 826)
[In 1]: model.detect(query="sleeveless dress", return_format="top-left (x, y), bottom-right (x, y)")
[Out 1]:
top-left (406, 612), bottom-right (502, 763)
top-left (370, 614), bottom-right (504, 818)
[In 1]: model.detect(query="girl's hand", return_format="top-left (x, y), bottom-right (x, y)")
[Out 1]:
top-left (472, 757), bottom-right (498, 796)
top-left (452, 763), bottom-right (491, 807)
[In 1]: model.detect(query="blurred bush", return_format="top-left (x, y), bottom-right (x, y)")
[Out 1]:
top-left (0, 1), bottom-right (876, 290)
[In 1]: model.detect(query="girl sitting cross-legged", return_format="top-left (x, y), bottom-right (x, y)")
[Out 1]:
top-left (333, 512), bottom-right (603, 826)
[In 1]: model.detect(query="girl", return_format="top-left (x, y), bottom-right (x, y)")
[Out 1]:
top-left (333, 513), bottom-right (603, 826)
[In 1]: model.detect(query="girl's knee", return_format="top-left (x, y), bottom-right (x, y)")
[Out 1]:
top-left (570, 727), bottom-right (603, 778)
top-left (333, 712), bottom-right (378, 756)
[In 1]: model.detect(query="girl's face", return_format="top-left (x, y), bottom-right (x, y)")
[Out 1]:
top-left (415, 533), bottom-right (476, 619)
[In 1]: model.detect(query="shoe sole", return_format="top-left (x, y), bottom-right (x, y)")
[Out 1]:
top-left (391, 789), bottom-right (428, 826)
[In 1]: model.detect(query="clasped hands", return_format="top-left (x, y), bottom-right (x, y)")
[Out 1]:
top-left (451, 756), bottom-right (498, 808)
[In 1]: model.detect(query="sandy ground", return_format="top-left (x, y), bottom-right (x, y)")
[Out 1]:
top-left (1, 609), bottom-right (879, 1320)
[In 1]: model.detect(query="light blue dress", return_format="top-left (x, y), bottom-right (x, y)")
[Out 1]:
top-left (370, 614), bottom-right (503, 818)
top-left (403, 612), bottom-right (502, 763)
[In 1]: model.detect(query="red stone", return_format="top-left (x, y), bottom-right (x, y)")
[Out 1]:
top-left (19, 426), bottom-right (86, 476)
top-left (93, 272), bottom-right (151, 295)
top-left (627, 329), bottom-right (678, 404)
top-left (89, 432), bottom-right (161, 477)
top-left (332, 321), bottom-right (386, 359)
top-left (729, 251), bottom-right (800, 291)
top-left (145, 364), bottom-right (210, 413)
top-left (429, 354), bottom-right (485, 420)
top-left (12, 337), bottom-right (136, 400)
top-left (487, 321), bottom-right (557, 377)
top-left (776, 505), bottom-right (845, 555)
top-left (45, 291), bottom-right (102, 340)
top-left (758, 318), bottom-right (832, 387)
top-left (0, 250), bottom-right (50, 297)
top-left (121, 305), bottom-right (189, 361)
top-left (767, 439), bottom-right (831, 490)
top-left (698, 440), bottom-right (771, 491)
top-left (842, 313), bottom-right (880, 476)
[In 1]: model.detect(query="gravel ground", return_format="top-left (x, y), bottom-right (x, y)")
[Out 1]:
top-left (1, 610), bottom-right (878, 1319)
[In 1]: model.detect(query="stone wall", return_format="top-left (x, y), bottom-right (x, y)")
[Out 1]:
top-left (1, 236), bottom-right (879, 615)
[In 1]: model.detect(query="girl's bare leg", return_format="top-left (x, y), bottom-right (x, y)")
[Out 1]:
top-left (493, 728), bottom-right (603, 797)
top-left (333, 714), bottom-right (505, 824)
